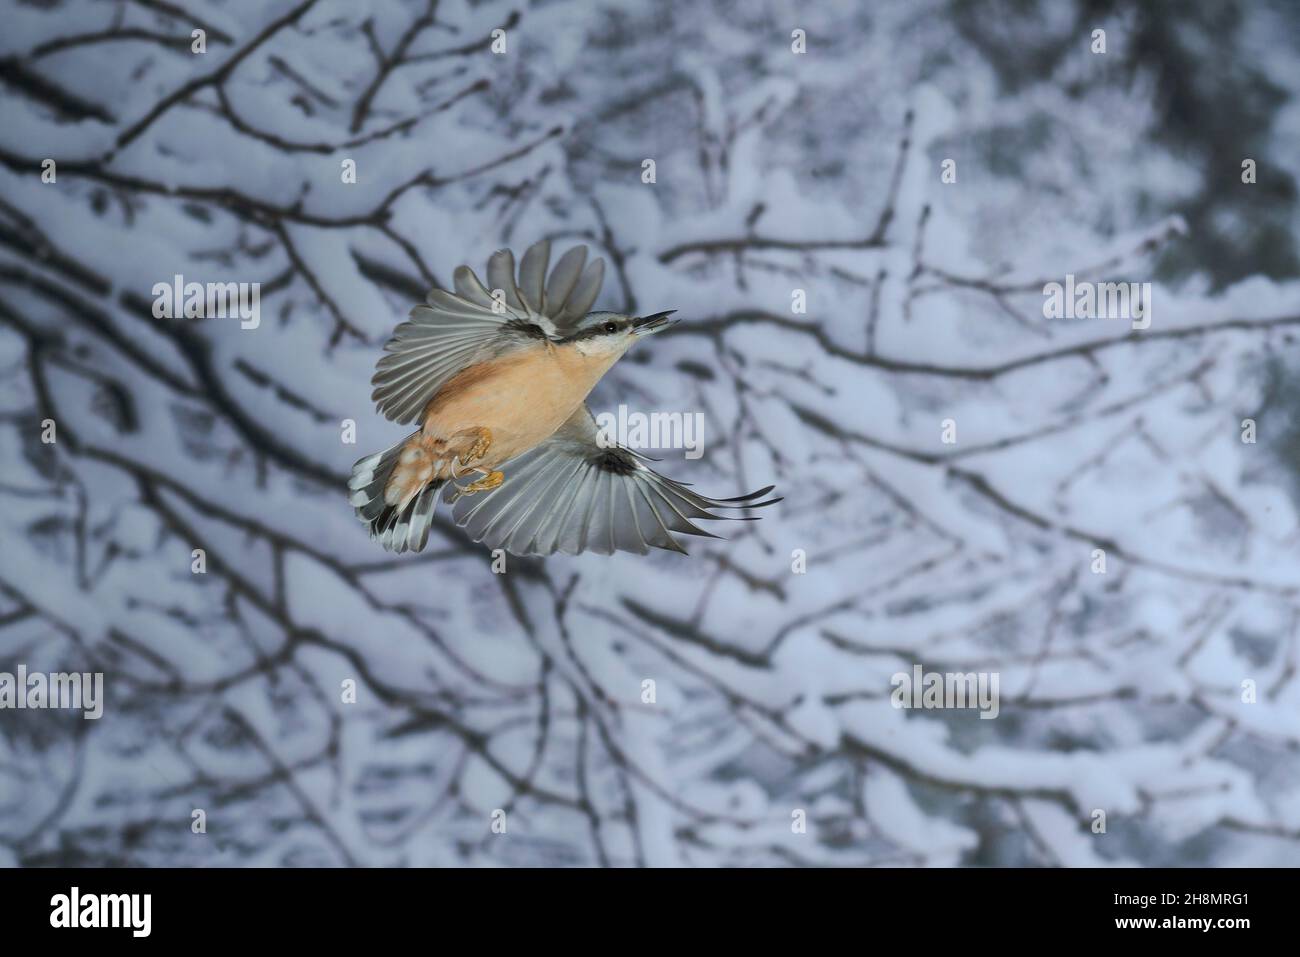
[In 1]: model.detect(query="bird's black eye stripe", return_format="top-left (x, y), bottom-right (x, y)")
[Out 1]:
top-left (556, 319), bottom-right (623, 343)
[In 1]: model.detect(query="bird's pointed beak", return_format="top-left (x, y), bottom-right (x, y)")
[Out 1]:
top-left (632, 310), bottom-right (678, 335)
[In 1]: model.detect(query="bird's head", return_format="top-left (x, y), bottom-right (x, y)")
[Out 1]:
top-left (561, 310), bottom-right (677, 358)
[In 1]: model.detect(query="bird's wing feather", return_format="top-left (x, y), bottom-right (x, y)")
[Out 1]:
top-left (371, 240), bottom-right (606, 424)
top-left (446, 405), bottom-right (781, 556)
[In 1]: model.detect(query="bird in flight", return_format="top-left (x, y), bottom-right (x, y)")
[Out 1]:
top-left (349, 240), bottom-right (780, 556)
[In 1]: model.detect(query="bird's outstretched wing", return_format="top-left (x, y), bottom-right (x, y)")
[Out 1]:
top-left (445, 405), bottom-right (781, 556)
top-left (371, 240), bottom-right (606, 424)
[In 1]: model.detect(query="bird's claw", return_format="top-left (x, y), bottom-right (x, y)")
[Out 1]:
top-left (464, 428), bottom-right (491, 464)
top-left (457, 470), bottom-right (504, 496)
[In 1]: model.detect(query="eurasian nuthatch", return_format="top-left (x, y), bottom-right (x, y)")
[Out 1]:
top-left (350, 240), bottom-right (780, 555)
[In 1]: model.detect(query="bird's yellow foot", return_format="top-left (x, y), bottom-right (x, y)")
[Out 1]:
top-left (457, 427), bottom-right (492, 464)
top-left (459, 470), bottom-right (504, 495)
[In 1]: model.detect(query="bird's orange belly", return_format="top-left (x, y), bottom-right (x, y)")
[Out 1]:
top-left (420, 347), bottom-right (589, 466)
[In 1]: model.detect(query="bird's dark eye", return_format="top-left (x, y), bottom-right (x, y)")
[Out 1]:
top-left (603, 321), bottom-right (618, 333)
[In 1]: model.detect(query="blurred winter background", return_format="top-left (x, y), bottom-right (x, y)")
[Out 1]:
top-left (2, 0), bottom-right (1299, 867)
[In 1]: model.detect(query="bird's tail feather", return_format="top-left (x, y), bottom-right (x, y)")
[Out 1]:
top-left (349, 433), bottom-right (444, 554)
